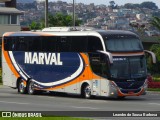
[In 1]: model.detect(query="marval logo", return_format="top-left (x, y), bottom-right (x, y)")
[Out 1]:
top-left (24, 52), bottom-right (63, 65)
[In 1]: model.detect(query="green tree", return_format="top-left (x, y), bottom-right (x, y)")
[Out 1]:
top-left (150, 16), bottom-right (160, 31)
top-left (124, 3), bottom-right (140, 9)
top-left (148, 44), bottom-right (160, 73)
top-left (48, 13), bottom-right (81, 27)
top-left (30, 13), bottom-right (82, 30)
top-left (109, 1), bottom-right (117, 9)
top-left (140, 2), bottom-right (158, 10)
top-left (148, 17), bottom-right (160, 74)
top-left (29, 21), bottom-right (42, 30)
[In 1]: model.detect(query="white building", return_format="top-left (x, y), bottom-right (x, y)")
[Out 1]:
top-left (0, 7), bottom-right (22, 37)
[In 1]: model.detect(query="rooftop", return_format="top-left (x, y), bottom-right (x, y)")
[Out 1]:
top-left (0, 7), bottom-right (23, 14)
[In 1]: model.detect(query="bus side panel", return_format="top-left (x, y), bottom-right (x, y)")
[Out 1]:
top-left (64, 68), bottom-right (78, 94)
top-left (2, 53), bottom-right (17, 87)
top-left (100, 79), bottom-right (110, 96)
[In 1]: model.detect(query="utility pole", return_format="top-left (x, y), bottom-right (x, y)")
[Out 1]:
top-left (45, 0), bottom-right (48, 27)
top-left (73, 0), bottom-right (75, 26)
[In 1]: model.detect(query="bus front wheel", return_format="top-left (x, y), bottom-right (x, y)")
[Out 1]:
top-left (82, 84), bottom-right (91, 99)
top-left (18, 80), bottom-right (27, 94)
top-left (27, 80), bottom-right (36, 95)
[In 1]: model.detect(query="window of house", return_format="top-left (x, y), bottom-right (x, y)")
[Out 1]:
top-left (11, 15), bottom-right (17, 24)
top-left (0, 15), bottom-right (10, 24)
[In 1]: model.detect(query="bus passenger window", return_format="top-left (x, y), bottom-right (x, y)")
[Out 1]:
top-left (28, 37), bottom-right (42, 51)
top-left (41, 36), bottom-right (57, 52)
top-left (71, 36), bottom-right (87, 52)
top-left (57, 37), bottom-right (71, 52)
top-left (16, 37), bottom-right (28, 51)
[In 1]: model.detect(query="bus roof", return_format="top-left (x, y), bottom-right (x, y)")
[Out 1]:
top-left (3, 27), bottom-right (138, 38)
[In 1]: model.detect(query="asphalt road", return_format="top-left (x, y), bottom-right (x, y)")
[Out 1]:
top-left (0, 85), bottom-right (160, 119)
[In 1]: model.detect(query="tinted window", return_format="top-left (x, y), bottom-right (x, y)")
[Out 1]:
top-left (57, 37), bottom-right (71, 52)
top-left (41, 36), bottom-right (57, 52)
top-left (4, 36), bottom-right (57, 52)
top-left (71, 36), bottom-right (87, 52)
top-left (89, 53), bottom-right (110, 78)
top-left (88, 36), bottom-right (103, 52)
top-left (27, 37), bottom-right (41, 51)
top-left (4, 37), bottom-right (14, 51)
top-left (104, 35), bottom-right (143, 52)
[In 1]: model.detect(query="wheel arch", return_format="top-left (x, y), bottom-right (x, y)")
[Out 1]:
top-left (80, 81), bottom-right (92, 95)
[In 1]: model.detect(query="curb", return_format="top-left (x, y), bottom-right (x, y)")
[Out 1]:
top-left (147, 91), bottom-right (160, 94)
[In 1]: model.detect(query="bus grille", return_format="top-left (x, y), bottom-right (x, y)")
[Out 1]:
top-left (115, 81), bottom-right (144, 89)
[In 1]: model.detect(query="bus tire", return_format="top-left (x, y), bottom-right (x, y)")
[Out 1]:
top-left (27, 80), bottom-right (36, 95)
top-left (18, 80), bottom-right (27, 94)
top-left (82, 84), bottom-right (91, 99)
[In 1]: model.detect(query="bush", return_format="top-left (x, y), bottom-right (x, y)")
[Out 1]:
top-left (147, 44), bottom-right (160, 74)
top-left (147, 75), bottom-right (160, 88)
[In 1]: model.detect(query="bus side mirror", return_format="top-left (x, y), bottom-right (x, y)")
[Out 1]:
top-left (144, 50), bottom-right (156, 64)
top-left (96, 50), bottom-right (113, 64)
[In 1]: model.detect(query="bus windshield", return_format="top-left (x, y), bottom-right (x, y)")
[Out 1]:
top-left (105, 38), bottom-right (143, 52)
top-left (110, 56), bottom-right (147, 80)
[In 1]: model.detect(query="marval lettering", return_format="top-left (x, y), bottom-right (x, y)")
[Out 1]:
top-left (24, 52), bottom-right (63, 65)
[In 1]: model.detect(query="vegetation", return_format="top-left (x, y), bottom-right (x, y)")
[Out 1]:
top-left (150, 16), bottom-right (160, 31)
top-left (29, 13), bottom-right (82, 30)
top-left (124, 1), bottom-right (158, 10)
top-left (147, 16), bottom-right (160, 74)
top-left (148, 88), bottom-right (160, 92)
top-left (152, 74), bottom-right (160, 82)
top-left (147, 44), bottom-right (160, 74)
top-left (29, 21), bottom-right (44, 30)
top-left (48, 13), bottom-right (82, 27)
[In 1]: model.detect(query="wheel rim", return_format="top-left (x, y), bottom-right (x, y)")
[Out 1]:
top-left (19, 82), bottom-right (25, 93)
top-left (29, 82), bottom-right (34, 94)
top-left (84, 85), bottom-right (91, 98)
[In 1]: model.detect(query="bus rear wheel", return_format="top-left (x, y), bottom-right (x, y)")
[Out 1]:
top-left (18, 80), bottom-right (27, 94)
top-left (27, 80), bottom-right (36, 95)
top-left (82, 84), bottom-right (92, 99)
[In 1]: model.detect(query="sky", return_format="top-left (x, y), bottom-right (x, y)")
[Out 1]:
top-left (48, 0), bottom-right (160, 8)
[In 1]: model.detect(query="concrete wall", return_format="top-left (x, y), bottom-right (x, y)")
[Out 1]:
top-left (0, 24), bottom-right (20, 36)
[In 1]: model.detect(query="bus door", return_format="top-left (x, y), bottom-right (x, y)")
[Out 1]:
top-left (89, 52), bottom-right (110, 96)
top-left (89, 53), bottom-right (101, 96)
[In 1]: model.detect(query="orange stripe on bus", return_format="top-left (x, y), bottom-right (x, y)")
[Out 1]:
top-left (2, 41), bottom-right (20, 78)
top-left (3, 32), bottom-right (15, 36)
top-left (3, 32), bottom-right (55, 37)
top-left (117, 88), bottom-right (144, 97)
top-left (44, 53), bottom-right (101, 91)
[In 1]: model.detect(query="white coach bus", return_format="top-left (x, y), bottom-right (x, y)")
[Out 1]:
top-left (2, 27), bottom-right (156, 99)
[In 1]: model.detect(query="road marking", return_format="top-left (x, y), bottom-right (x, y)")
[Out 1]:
top-left (0, 101), bottom-right (30, 105)
top-left (148, 103), bottom-right (160, 106)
